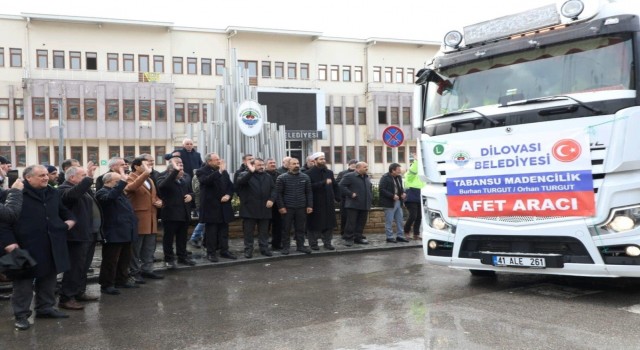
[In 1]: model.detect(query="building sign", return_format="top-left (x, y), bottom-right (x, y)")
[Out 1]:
top-left (237, 100), bottom-right (264, 137)
top-left (445, 129), bottom-right (595, 217)
top-left (285, 130), bottom-right (321, 140)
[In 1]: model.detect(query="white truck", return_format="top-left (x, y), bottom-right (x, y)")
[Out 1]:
top-left (414, 0), bottom-right (640, 277)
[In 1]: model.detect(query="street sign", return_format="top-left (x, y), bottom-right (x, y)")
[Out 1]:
top-left (382, 126), bottom-right (405, 148)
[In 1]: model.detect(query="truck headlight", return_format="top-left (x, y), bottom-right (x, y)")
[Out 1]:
top-left (599, 205), bottom-right (640, 233)
top-left (427, 209), bottom-right (453, 232)
top-left (561, 0), bottom-right (584, 19)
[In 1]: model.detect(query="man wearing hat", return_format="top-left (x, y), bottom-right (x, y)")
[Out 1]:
top-left (46, 165), bottom-right (59, 188)
top-left (305, 152), bottom-right (339, 250)
top-left (0, 156), bottom-right (11, 190)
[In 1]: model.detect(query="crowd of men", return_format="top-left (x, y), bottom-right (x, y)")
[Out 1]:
top-left (0, 139), bottom-right (425, 331)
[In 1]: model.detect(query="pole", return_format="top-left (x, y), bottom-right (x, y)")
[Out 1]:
top-left (58, 97), bottom-right (64, 171)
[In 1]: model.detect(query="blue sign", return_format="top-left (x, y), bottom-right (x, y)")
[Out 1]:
top-left (382, 126), bottom-right (404, 148)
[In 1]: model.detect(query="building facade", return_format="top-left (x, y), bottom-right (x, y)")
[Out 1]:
top-left (0, 13), bottom-right (439, 176)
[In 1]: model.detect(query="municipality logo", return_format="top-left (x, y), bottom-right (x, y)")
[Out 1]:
top-left (452, 150), bottom-right (470, 167)
top-left (240, 108), bottom-right (261, 127)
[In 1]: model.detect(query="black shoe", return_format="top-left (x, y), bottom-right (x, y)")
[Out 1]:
top-left (140, 271), bottom-right (164, 279)
top-left (354, 239), bottom-right (369, 245)
top-left (281, 248), bottom-right (289, 255)
top-left (14, 318), bottom-right (29, 330)
top-left (244, 248), bottom-right (253, 259)
top-left (36, 309), bottom-right (69, 319)
top-left (178, 258), bottom-right (197, 266)
top-left (344, 240), bottom-right (354, 247)
top-left (310, 245), bottom-right (320, 251)
top-left (188, 240), bottom-right (202, 249)
top-left (206, 254), bottom-right (219, 262)
top-left (220, 251), bottom-right (237, 260)
top-left (386, 238), bottom-right (397, 243)
top-left (297, 246), bottom-right (312, 254)
top-left (131, 274), bottom-right (146, 284)
top-left (115, 281), bottom-right (140, 289)
top-left (260, 249), bottom-right (273, 257)
top-left (396, 237), bottom-right (410, 243)
top-left (100, 286), bottom-right (121, 295)
top-left (324, 244), bottom-right (336, 250)
top-left (165, 261), bottom-right (177, 269)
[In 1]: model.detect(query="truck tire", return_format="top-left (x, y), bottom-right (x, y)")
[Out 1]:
top-left (469, 269), bottom-right (497, 277)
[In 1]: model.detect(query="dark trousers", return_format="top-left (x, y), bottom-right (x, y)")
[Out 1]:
top-left (80, 240), bottom-right (97, 295)
top-left (404, 202), bottom-right (422, 235)
top-left (60, 241), bottom-right (93, 302)
top-left (309, 229), bottom-right (333, 246)
top-left (282, 207), bottom-right (307, 248)
top-left (205, 222), bottom-right (230, 255)
top-left (162, 220), bottom-right (188, 262)
top-left (12, 271), bottom-right (58, 319)
top-left (270, 205), bottom-right (283, 249)
top-left (340, 199), bottom-right (348, 236)
top-left (344, 208), bottom-right (368, 242)
top-left (243, 218), bottom-right (270, 250)
top-left (99, 242), bottom-right (132, 288)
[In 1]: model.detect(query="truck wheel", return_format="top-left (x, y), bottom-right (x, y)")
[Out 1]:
top-left (469, 269), bottom-right (496, 277)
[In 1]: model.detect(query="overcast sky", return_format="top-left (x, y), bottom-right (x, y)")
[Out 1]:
top-left (3, 0), bottom-right (555, 42)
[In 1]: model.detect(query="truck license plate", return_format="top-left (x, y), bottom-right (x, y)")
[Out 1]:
top-left (493, 256), bottom-right (546, 268)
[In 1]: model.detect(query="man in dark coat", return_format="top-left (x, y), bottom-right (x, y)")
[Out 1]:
top-left (196, 153), bottom-right (236, 262)
top-left (233, 153), bottom-right (253, 186)
top-left (265, 158), bottom-right (283, 250)
top-left (305, 152), bottom-right (339, 251)
top-left (0, 165), bottom-right (76, 330)
top-left (57, 163), bottom-right (102, 310)
top-left (0, 173), bottom-right (23, 224)
top-left (157, 156), bottom-right (196, 268)
top-left (179, 138), bottom-right (203, 184)
top-left (379, 162), bottom-right (409, 243)
top-left (338, 162), bottom-right (372, 246)
top-left (336, 159), bottom-right (358, 238)
top-left (96, 170), bottom-right (138, 295)
top-left (236, 158), bottom-right (275, 258)
top-left (276, 158), bottom-right (313, 255)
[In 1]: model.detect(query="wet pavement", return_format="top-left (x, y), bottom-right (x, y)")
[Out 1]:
top-left (2, 245), bottom-right (640, 349)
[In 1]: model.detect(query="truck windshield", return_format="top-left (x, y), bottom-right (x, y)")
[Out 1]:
top-left (426, 35), bottom-right (634, 118)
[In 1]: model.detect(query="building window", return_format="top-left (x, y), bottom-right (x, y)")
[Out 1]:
top-left (107, 53), bottom-right (118, 71)
top-left (86, 52), bottom-right (97, 70)
top-left (139, 55), bottom-right (149, 72)
top-left (396, 68), bottom-right (404, 84)
top-left (106, 99), bottom-right (119, 120)
top-left (386, 147), bottom-right (392, 163)
top-left (175, 103), bottom-right (184, 122)
top-left (54, 146), bottom-right (67, 163)
top-left (0, 47), bottom-right (4, 67)
top-left (391, 107), bottom-right (399, 124)
top-left (156, 100), bottom-right (166, 121)
top-left (70, 146), bottom-right (83, 165)
top-left (67, 99), bottom-right (80, 119)
top-left (238, 60), bottom-right (258, 78)
top-left (325, 106), bottom-right (330, 124)
top-left (14, 99), bottom-right (24, 120)
top-left (53, 50), bottom-right (64, 69)
top-left (139, 145), bottom-right (151, 156)
top-left (334, 146), bottom-right (343, 164)
top-left (385, 67), bottom-right (393, 83)
top-left (202, 104), bottom-right (208, 123)
top-left (330, 65), bottom-right (339, 81)
top-left (10, 48), bottom-right (22, 67)
top-left (378, 106), bottom-right (387, 124)
top-left (287, 62), bottom-right (296, 79)
top-left (399, 146), bottom-right (406, 164)
top-left (38, 146), bottom-right (50, 165)
top-left (123, 146), bottom-right (135, 161)
top-left (37, 50), bottom-right (48, 68)
top-left (215, 59), bottom-right (225, 75)
top-left (0, 99), bottom-right (8, 119)
top-left (155, 146), bottom-right (166, 165)
top-left (16, 146), bottom-right (26, 166)
top-left (87, 146), bottom-right (99, 164)
top-left (153, 55), bottom-right (164, 73)
top-left (50, 99), bottom-right (61, 120)
top-left (342, 66), bottom-right (351, 82)
top-left (173, 57), bottom-right (183, 74)
top-left (33, 98), bottom-right (45, 119)
top-left (300, 63), bottom-right (309, 80)
top-left (70, 51), bottom-right (81, 69)
top-left (359, 146), bottom-right (367, 163)
top-left (261, 61), bottom-right (271, 78)
top-left (354, 66), bottom-right (363, 82)
top-left (403, 107), bottom-right (411, 125)
top-left (374, 146), bottom-right (383, 163)
top-left (346, 146), bottom-right (355, 163)
top-left (187, 57), bottom-right (197, 74)
top-left (85, 99), bottom-right (96, 120)
top-left (410, 146), bottom-right (417, 160)
top-left (123, 100), bottom-right (135, 120)
top-left (201, 58), bottom-right (212, 75)
top-left (373, 66), bottom-right (381, 82)
top-left (406, 68), bottom-right (415, 84)
top-left (108, 146), bottom-right (120, 158)
top-left (274, 62), bottom-right (284, 79)
top-left (333, 107), bottom-right (342, 124)
top-left (0, 147), bottom-right (9, 163)
top-left (139, 100), bottom-right (151, 121)
top-left (121, 54), bottom-right (133, 72)
top-left (358, 107), bottom-right (366, 125)
top-left (321, 146), bottom-right (332, 164)
top-left (345, 107), bottom-right (354, 125)
top-left (318, 64), bottom-right (327, 81)
top-left (188, 103), bottom-right (199, 123)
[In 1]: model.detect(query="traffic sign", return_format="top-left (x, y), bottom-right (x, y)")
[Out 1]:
top-left (382, 126), bottom-right (405, 148)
